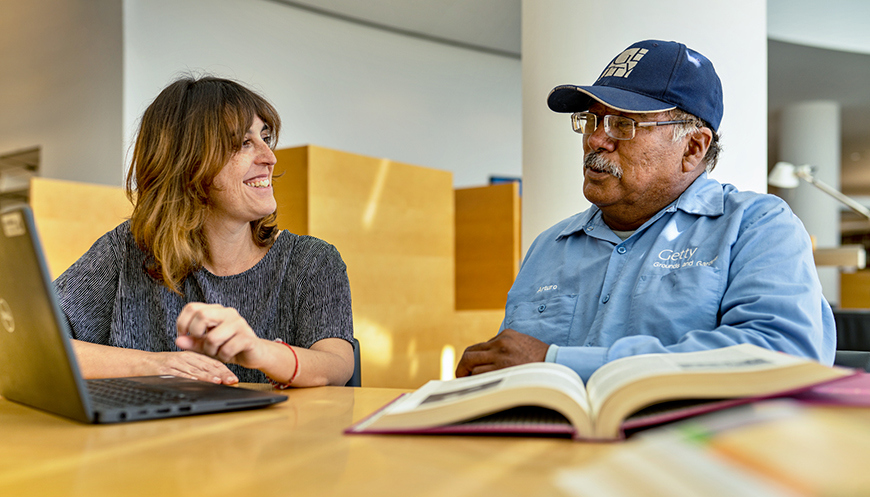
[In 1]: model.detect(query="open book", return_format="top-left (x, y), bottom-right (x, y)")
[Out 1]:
top-left (346, 344), bottom-right (855, 441)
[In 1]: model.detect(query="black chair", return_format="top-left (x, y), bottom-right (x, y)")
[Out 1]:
top-left (833, 310), bottom-right (870, 351)
top-left (834, 350), bottom-right (870, 372)
top-left (345, 338), bottom-right (361, 387)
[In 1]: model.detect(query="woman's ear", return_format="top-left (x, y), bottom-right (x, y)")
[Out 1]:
top-left (682, 127), bottom-right (713, 173)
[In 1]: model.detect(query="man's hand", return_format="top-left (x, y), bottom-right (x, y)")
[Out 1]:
top-left (455, 329), bottom-right (549, 377)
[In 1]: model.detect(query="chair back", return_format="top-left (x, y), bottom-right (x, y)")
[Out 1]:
top-left (345, 338), bottom-right (361, 387)
top-left (834, 350), bottom-right (870, 372)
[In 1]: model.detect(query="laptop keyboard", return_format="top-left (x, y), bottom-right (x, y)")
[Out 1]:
top-left (87, 378), bottom-right (198, 408)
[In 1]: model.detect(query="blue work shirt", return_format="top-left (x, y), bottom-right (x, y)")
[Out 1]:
top-left (502, 173), bottom-right (836, 382)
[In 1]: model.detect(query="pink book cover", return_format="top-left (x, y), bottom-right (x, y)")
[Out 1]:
top-left (622, 370), bottom-right (863, 433)
top-left (790, 372), bottom-right (870, 406)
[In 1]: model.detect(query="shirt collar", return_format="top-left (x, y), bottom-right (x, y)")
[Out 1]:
top-left (672, 172), bottom-right (724, 217)
top-left (557, 207), bottom-right (600, 239)
top-left (556, 172), bottom-right (724, 240)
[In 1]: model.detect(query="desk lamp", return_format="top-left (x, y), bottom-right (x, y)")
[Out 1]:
top-left (768, 162), bottom-right (868, 269)
top-left (768, 162), bottom-right (870, 221)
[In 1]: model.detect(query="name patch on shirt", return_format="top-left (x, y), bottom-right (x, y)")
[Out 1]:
top-left (653, 247), bottom-right (718, 269)
top-left (536, 285), bottom-right (558, 293)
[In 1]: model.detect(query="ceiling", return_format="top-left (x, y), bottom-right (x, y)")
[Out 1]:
top-left (274, 0), bottom-right (870, 196)
top-left (272, 0), bottom-right (521, 57)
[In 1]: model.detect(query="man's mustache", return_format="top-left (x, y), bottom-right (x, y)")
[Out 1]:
top-left (584, 153), bottom-right (623, 179)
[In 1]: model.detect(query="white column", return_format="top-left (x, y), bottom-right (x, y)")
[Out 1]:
top-left (521, 0), bottom-right (768, 254)
top-left (778, 101), bottom-right (841, 305)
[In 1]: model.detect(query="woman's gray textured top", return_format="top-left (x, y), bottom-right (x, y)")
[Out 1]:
top-left (53, 222), bottom-right (354, 383)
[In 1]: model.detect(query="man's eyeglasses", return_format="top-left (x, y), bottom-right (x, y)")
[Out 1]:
top-left (571, 112), bottom-right (694, 141)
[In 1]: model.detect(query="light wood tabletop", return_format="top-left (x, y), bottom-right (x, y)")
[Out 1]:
top-left (3, 385), bottom-right (870, 496)
top-left (0, 385), bottom-right (616, 497)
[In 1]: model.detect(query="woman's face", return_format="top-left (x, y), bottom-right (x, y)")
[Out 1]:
top-left (208, 116), bottom-right (277, 229)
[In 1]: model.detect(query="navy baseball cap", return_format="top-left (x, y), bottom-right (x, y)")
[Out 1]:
top-left (547, 40), bottom-right (724, 131)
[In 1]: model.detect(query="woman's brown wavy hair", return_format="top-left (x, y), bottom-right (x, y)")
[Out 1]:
top-left (126, 76), bottom-right (281, 295)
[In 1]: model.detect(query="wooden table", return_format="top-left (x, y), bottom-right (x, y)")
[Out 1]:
top-left (3, 385), bottom-right (870, 496)
top-left (0, 386), bottom-right (615, 496)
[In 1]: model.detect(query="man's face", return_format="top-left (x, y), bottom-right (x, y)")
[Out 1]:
top-left (581, 103), bottom-right (691, 230)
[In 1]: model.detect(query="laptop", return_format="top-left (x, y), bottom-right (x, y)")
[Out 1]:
top-left (0, 205), bottom-right (287, 423)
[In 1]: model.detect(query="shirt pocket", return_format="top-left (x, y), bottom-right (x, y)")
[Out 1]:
top-left (503, 294), bottom-right (578, 345)
top-left (630, 265), bottom-right (722, 342)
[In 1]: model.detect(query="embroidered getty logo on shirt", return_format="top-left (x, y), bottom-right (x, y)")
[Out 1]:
top-left (600, 48), bottom-right (648, 79)
top-left (653, 246), bottom-right (718, 270)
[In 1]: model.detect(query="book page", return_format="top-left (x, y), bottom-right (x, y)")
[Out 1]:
top-left (384, 362), bottom-right (591, 416)
top-left (585, 345), bottom-right (802, 416)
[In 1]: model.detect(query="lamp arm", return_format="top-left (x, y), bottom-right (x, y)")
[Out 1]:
top-left (803, 176), bottom-right (870, 221)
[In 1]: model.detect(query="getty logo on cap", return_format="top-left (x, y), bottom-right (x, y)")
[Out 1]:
top-left (600, 48), bottom-right (648, 79)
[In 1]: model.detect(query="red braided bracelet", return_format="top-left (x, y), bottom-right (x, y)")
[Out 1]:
top-left (267, 339), bottom-right (299, 389)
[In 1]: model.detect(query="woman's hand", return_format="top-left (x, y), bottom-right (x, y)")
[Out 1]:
top-left (70, 339), bottom-right (238, 384)
top-left (174, 302), bottom-right (354, 387)
top-left (175, 302), bottom-right (269, 371)
top-left (147, 350), bottom-right (239, 385)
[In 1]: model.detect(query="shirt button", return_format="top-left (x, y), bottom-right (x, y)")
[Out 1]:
top-left (617, 246), bottom-right (627, 254)
top-left (538, 304), bottom-right (547, 313)
top-left (602, 294), bottom-right (610, 303)
top-left (585, 226), bottom-right (593, 232)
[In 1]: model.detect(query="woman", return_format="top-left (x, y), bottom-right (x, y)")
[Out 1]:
top-left (54, 76), bottom-right (354, 387)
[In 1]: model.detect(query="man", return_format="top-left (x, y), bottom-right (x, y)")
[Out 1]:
top-left (456, 40), bottom-right (836, 381)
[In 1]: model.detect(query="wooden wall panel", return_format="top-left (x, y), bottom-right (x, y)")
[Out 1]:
top-left (274, 145), bottom-right (457, 388)
top-left (841, 271), bottom-right (870, 309)
top-left (453, 309), bottom-right (504, 345)
top-left (455, 182), bottom-right (520, 310)
top-left (272, 147), bottom-right (308, 236)
top-left (29, 177), bottom-right (131, 278)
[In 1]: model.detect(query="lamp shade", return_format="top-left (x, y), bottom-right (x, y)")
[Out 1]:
top-left (768, 161), bottom-right (870, 220)
top-left (768, 162), bottom-right (801, 189)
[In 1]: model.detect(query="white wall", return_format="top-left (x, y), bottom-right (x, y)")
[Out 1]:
top-left (521, 0), bottom-right (769, 252)
top-left (2, 0), bottom-right (775, 201)
top-left (768, 0), bottom-right (870, 54)
top-left (0, 0), bottom-right (123, 186)
top-left (123, 0), bottom-right (521, 188)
